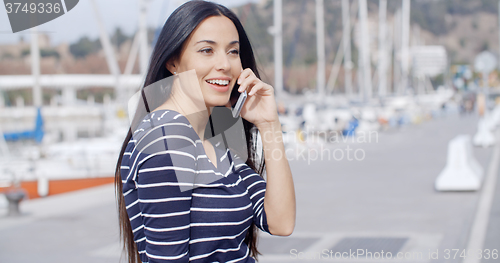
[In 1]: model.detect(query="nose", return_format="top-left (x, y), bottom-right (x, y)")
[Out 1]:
top-left (215, 52), bottom-right (231, 72)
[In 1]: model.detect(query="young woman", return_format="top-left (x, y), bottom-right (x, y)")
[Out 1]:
top-left (115, 1), bottom-right (295, 262)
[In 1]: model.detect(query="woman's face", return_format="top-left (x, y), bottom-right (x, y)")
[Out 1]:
top-left (169, 15), bottom-right (242, 108)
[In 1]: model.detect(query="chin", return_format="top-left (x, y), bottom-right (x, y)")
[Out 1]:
top-left (205, 97), bottom-right (231, 108)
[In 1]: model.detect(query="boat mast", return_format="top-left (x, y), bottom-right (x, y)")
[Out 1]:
top-left (378, 0), bottom-right (388, 97)
top-left (359, 0), bottom-right (372, 102)
top-left (90, 0), bottom-right (122, 105)
top-left (138, 0), bottom-right (150, 75)
top-left (273, 0), bottom-right (283, 98)
top-left (316, 0), bottom-right (326, 101)
top-left (342, 0), bottom-right (353, 97)
top-left (498, 0), bottom-right (500, 71)
top-left (31, 26), bottom-right (41, 107)
top-left (401, 0), bottom-right (410, 95)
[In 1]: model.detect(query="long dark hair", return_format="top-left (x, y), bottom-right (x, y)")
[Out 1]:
top-left (114, 1), bottom-right (266, 262)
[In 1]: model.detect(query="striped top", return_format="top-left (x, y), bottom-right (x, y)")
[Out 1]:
top-left (121, 109), bottom-right (271, 263)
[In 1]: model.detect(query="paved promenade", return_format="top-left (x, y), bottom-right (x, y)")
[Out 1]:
top-left (0, 114), bottom-right (498, 263)
top-left (259, 114), bottom-right (497, 263)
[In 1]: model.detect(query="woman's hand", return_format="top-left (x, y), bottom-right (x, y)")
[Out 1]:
top-left (235, 69), bottom-right (295, 236)
top-left (236, 68), bottom-right (279, 128)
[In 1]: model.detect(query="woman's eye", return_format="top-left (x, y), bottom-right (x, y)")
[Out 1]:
top-left (229, 49), bottom-right (239, 55)
top-left (199, 48), bottom-right (213, 54)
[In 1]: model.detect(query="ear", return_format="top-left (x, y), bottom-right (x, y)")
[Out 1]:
top-left (165, 58), bottom-right (177, 75)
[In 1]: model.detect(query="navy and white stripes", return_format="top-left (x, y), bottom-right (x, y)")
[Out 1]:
top-left (121, 109), bottom-right (271, 263)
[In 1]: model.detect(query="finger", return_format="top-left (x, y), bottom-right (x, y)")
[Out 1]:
top-left (266, 84), bottom-right (275, 94)
top-left (250, 83), bottom-right (274, 96)
top-left (237, 68), bottom-right (255, 86)
top-left (248, 82), bottom-right (265, 96)
top-left (238, 76), bottom-right (259, 93)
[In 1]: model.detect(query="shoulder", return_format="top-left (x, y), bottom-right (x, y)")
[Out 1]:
top-left (131, 110), bottom-right (199, 154)
top-left (132, 109), bottom-right (192, 140)
top-left (121, 110), bottom-right (198, 182)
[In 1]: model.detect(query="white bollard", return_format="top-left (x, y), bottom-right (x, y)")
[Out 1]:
top-left (465, 136), bottom-right (484, 179)
top-left (0, 194), bottom-right (8, 209)
top-left (490, 107), bottom-right (500, 127)
top-left (37, 176), bottom-right (49, 197)
top-left (473, 118), bottom-right (496, 148)
top-left (435, 135), bottom-right (484, 191)
top-left (483, 112), bottom-right (496, 131)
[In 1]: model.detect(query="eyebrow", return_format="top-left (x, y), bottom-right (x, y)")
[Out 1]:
top-left (195, 40), bottom-right (240, 45)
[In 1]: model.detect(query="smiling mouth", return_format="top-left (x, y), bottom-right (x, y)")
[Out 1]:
top-left (206, 79), bottom-right (230, 87)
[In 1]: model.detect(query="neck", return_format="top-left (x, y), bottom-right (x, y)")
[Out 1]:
top-left (155, 78), bottom-right (212, 141)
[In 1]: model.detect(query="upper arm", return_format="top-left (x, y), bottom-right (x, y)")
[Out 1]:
top-left (131, 127), bottom-right (198, 262)
top-left (237, 163), bottom-right (272, 235)
top-left (136, 154), bottom-right (194, 262)
top-left (123, 111), bottom-right (204, 262)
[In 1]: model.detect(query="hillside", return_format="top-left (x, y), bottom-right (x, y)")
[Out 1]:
top-left (1, 0), bottom-right (500, 95)
top-left (233, 0), bottom-right (500, 92)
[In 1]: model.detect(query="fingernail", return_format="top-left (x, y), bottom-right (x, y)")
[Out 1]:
top-left (238, 79), bottom-right (241, 84)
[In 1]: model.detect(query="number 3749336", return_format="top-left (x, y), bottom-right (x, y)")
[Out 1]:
top-left (442, 249), bottom-right (498, 260)
top-left (5, 3), bottom-right (62, 14)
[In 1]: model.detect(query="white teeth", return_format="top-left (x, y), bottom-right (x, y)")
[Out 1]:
top-left (207, 79), bottom-right (229, 86)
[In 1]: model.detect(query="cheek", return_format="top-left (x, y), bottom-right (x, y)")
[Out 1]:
top-left (194, 66), bottom-right (210, 85)
top-left (231, 62), bottom-right (243, 78)
top-left (234, 59), bottom-right (242, 70)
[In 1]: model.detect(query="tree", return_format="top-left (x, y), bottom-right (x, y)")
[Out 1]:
top-left (111, 27), bottom-right (129, 48)
top-left (69, 36), bottom-right (101, 58)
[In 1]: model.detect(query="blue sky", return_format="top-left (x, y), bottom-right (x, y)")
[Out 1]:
top-left (0, 0), bottom-right (258, 45)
